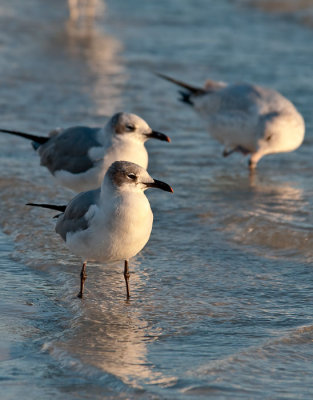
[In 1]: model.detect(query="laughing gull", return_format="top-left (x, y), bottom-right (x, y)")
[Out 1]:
top-left (0, 113), bottom-right (170, 192)
top-left (158, 73), bottom-right (305, 169)
top-left (27, 161), bottom-right (173, 299)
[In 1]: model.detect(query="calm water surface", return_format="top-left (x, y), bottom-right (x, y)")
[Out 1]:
top-left (0, 0), bottom-right (313, 398)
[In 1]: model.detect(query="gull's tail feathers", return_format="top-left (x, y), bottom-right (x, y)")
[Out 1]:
top-left (156, 73), bottom-right (206, 106)
top-left (0, 128), bottom-right (49, 150)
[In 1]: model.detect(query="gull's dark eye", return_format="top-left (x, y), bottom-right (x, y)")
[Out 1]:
top-left (126, 124), bottom-right (135, 131)
top-left (127, 173), bottom-right (136, 180)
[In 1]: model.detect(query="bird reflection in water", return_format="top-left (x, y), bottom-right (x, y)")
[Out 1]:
top-left (51, 261), bottom-right (176, 388)
top-left (57, 0), bottom-right (125, 117)
top-left (67, 0), bottom-right (105, 30)
top-left (198, 171), bottom-right (309, 256)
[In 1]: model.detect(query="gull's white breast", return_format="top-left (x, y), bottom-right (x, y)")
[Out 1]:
top-left (66, 192), bottom-right (153, 263)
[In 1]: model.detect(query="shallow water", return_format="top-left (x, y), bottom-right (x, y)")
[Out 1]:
top-left (241, 0), bottom-right (313, 27)
top-left (0, 0), bottom-right (313, 398)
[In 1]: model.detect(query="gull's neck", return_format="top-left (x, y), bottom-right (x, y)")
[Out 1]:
top-left (111, 134), bottom-right (146, 147)
top-left (96, 126), bottom-right (113, 147)
top-left (100, 174), bottom-right (116, 198)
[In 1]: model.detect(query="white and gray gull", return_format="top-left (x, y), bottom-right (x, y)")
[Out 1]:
top-left (27, 161), bottom-right (173, 299)
top-left (0, 112), bottom-right (170, 192)
top-left (158, 73), bottom-right (305, 169)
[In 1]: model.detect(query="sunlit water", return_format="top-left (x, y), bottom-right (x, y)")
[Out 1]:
top-left (0, 0), bottom-right (313, 398)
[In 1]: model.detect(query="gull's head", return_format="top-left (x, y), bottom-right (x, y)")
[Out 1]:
top-left (250, 112), bottom-right (305, 168)
top-left (105, 161), bottom-right (173, 193)
top-left (106, 112), bottom-right (171, 143)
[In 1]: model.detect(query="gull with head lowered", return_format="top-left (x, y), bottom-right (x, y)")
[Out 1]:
top-left (158, 73), bottom-right (305, 169)
top-left (27, 161), bottom-right (173, 299)
top-left (0, 112), bottom-right (170, 192)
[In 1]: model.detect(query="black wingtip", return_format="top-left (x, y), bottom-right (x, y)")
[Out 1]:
top-left (26, 203), bottom-right (67, 212)
top-left (31, 141), bottom-right (41, 151)
top-left (178, 90), bottom-right (194, 106)
top-left (0, 128), bottom-right (48, 146)
top-left (155, 72), bottom-right (205, 95)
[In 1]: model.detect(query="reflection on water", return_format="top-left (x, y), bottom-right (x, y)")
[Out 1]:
top-left (50, 289), bottom-right (176, 388)
top-left (0, 0), bottom-right (124, 132)
top-left (61, 23), bottom-right (125, 117)
top-left (198, 171), bottom-right (312, 259)
top-left (67, 0), bottom-right (103, 28)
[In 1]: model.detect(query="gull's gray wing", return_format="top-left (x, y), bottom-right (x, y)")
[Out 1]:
top-left (216, 83), bottom-right (285, 114)
top-left (56, 188), bottom-right (100, 241)
top-left (38, 126), bottom-right (102, 174)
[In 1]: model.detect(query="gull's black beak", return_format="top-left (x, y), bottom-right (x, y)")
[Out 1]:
top-left (145, 179), bottom-right (173, 193)
top-left (145, 130), bottom-right (171, 142)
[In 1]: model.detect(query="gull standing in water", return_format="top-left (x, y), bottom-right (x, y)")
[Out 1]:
top-left (158, 73), bottom-right (305, 169)
top-left (0, 112), bottom-right (170, 192)
top-left (27, 161), bottom-right (173, 299)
